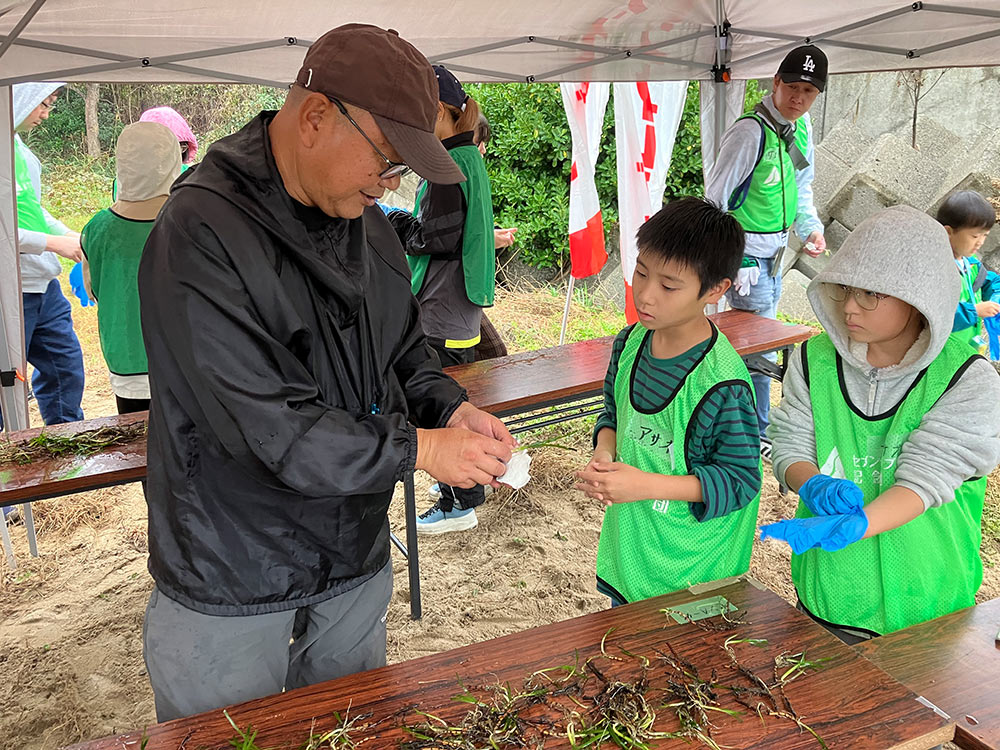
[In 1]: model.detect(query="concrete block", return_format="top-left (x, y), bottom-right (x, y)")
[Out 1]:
top-left (818, 119), bottom-right (875, 167)
top-left (812, 120), bottom-right (875, 223)
top-left (912, 118), bottom-right (964, 170)
top-left (777, 269), bottom-right (819, 324)
top-left (827, 133), bottom-right (948, 229)
top-left (824, 220), bottom-right (851, 254)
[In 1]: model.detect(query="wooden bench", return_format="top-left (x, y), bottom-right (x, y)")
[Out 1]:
top-left (1, 310), bottom-right (815, 618)
top-left (67, 577), bottom-right (953, 750)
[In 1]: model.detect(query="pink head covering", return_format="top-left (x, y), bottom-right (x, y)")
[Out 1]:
top-left (138, 106), bottom-right (197, 163)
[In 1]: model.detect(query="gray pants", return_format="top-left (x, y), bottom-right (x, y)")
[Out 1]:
top-left (143, 562), bottom-right (393, 721)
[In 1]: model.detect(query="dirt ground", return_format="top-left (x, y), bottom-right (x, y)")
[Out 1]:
top-left (1, 284), bottom-right (998, 749)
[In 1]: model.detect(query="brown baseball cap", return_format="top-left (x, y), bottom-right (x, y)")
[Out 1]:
top-left (294, 24), bottom-right (465, 185)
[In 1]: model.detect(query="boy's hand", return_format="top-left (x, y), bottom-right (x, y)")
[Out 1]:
top-left (575, 462), bottom-right (651, 506)
top-left (584, 448), bottom-right (614, 473)
top-left (976, 301), bottom-right (1000, 318)
top-left (798, 474), bottom-right (864, 516)
top-left (759, 510), bottom-right (868, 555)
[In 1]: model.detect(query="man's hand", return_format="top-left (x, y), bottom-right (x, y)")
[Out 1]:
top-left (47, 234), bottom-right (82, 263)
top-left (494, 227), bottom-right (517, 249)
top-left (416, 426), bottom-right (512, 488)
top-left (575, 461), bottom-right (652, 506)
top-left (447, 401), bottom-right (517, 449)
top-left (976, 301), bottom-right (1000, 318)
top-left (802, 231), bottom-right (826, 258)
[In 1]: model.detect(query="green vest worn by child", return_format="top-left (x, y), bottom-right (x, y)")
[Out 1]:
top-left (14, 138), bottom-right (50, 233)
top-left (596, 324), bottom-right (762, 603)
top-left (80, 209), bottom-right (154, 375)
top-left (728, 114), bottom-right (809, 234)
top-left (793, 333), bottom-right (986, 635)
top-left (957, 256), bottom-right (988, 350)
top-left (408, 144), bottom-right (495, 306)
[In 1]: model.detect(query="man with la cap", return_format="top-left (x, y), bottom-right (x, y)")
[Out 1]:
top-left (706, 44), bottom-right (828, 459)
top-left (138, 24), bottom-right (516, 721)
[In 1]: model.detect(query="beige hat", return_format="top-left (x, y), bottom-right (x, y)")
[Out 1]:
top-left (115, 122), bottom-right (182, 203)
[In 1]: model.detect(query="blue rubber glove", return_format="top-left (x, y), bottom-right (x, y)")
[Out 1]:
top-left (759, 511), bottom-right (868, 555)
top-left (984, 313), bottom-right (1000, 361)
top-left (798, 474), bottom-right (864, 516)
top-left (68, 262), bottom-right (94, 307)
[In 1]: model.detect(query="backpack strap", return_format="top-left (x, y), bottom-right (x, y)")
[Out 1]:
top-left (972, 258), bottom-right (988, 293)
top-left (753, 102), bottom-right (810, 170)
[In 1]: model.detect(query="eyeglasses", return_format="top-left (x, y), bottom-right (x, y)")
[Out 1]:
top-left (39, 99), bottom-right (56, 111)
top-left (325, 96), bottom-right (410, 180)
top-left (826, 284), bottom-right (889, 311)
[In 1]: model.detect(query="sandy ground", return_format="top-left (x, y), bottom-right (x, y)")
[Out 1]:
top-left (1, 284), bottom-right (997, 749)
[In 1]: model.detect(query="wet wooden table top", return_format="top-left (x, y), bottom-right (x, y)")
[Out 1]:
top-left (69, 578), bottom-right (952, 750)
top-left (0, 310), bottom-right (813, 505)
top-left (446, 309), bottom-right (815, 416)
top-left (855, 597), bottom-right (1000, 750)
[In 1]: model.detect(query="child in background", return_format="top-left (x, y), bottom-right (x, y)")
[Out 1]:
top-left (936, 190), bottom-right (1000, 349)
top-left (576, 197), bottom-right (762, 605)
top-left (763, 205), bottom-right (1000, 643)
top-left (81, 122), bottom-right (181, 414)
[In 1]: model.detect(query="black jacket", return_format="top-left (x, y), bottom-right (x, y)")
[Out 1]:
top-left (138, 112), bottom-right (466, 615)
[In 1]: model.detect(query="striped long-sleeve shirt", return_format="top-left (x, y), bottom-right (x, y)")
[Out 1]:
top-left (594, 326), bottom-right (761, 522)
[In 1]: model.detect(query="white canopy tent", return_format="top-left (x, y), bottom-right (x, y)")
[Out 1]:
top-left (3, 0), bottom-right (1000, 431)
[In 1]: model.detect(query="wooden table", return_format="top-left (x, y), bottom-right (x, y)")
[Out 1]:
top-left (856, 597), bottom-right (1000, 750)
top-left (0, 310), bottom-right (815, 614)
top-left (448, 309), bottom-right (815, 418)
top-left (68, 578), bottom-right (953, 750)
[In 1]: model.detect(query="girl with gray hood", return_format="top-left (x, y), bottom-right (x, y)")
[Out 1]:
top-left (763, 204), bottom-right (1000, 643)
top-left (7, 82), bottom-right (85, 428)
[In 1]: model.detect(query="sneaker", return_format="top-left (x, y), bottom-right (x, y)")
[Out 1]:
top-left (416, 502), bottom-right (478, 535)
top-left (3, 505), bottom-right (22, 525)
top-left (759, 437), bottom-right (773, 463)
top-left (428, 483), bottom-right (494, 500)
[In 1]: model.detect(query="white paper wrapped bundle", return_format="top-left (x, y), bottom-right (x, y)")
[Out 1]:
top-left (497, 450), bottom-right (532, 489)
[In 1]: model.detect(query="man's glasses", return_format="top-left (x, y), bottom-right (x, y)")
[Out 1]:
top-left (826, 283), bottom-right (888, 311)
top-left (325, 96), bottom-right (410, 180)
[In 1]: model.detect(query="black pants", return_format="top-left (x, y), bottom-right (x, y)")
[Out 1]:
top-left (116, 395), bottom-right (150, 415)
top-left (430, 341), bottom-right (486, 512)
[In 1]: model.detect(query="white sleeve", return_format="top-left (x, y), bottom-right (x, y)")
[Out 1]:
top-left (17, 227), bottom-right (48, 255)
top-left (792, 114), bottom-right (824, 240)
top-left (705, 118), bottom-right (764, 213)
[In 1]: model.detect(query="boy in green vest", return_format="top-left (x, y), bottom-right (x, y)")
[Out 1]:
top-left (763, 205), bottom-right (1000, 643)
top-left (935, 190), bottom-right (1000, 350)
top-left (575, 197), bottom-right (762, 605)
top-left (81, 122), bottom-right (181, 414)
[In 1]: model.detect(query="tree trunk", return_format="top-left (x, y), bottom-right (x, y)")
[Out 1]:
top-left (84, 84), bottom-right (100, 159)
top-left (910, 74), bottom-right (922, 150)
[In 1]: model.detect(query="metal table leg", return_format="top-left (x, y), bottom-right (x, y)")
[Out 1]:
top-left (1, 515), bottom-right (15, 569)
top-left (403, 472), bottom-right (421, 620)
top-left (23, 502), bottom-right (37, 557)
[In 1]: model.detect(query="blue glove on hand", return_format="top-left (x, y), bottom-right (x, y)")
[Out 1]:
top-left (759, 511), bottom-right (868, 555)
top-left (798, 474), bottom-right (864, 516)
top-left (68, 262), bottom-right (94, 307)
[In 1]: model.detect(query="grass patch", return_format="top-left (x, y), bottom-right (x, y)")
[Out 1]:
top-left (42, 159), bottom-right (114, 232)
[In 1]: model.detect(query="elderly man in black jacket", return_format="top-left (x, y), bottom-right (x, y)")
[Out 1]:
top-left (137, 24), bottom-right (515, 721)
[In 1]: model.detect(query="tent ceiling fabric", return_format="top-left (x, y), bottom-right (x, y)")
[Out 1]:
top-left (2, 1), bottom-right (1000, 86)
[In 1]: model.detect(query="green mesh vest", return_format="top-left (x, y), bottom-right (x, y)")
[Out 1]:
top-left (957, 257), bottom-right (986, 351)
top-left (793, 333), bottom-right (985, 635)
top-left (408, 144), bottom-right (495, 306)
top-left (80, 209), bottom-right (154, 375)
top-left (596, 324), bottom-right (762, 603)
top-left (14, 137), bottom-right (50, 233)
top-left (728, 114), bottom-right (808, 234)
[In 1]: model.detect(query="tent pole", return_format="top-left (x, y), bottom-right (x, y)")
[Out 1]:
top-left (0, 84), bottom-right (26, 434)
top-left (0, 0), bottom-right (47, 61)
top-left (559, 277), bottom-right (576, 346)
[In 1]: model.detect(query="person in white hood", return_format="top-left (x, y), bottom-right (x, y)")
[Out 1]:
top-left (8, 82), bottom-right (85, 426)
top-left (762, 205), bottom-right (1000, 643)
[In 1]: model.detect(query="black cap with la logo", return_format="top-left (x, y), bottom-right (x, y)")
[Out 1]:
top-left (777, 44), bottom-right (828, 92)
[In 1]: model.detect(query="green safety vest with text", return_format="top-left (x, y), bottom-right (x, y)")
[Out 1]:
top-left (728, 114), bottom-right (808, 234)
top-left (596, 323), bottom-right (761, 603)
top-left (14, 137), bottom-right (50, 233)
top-left (792, 333), bottom-right (985, 635)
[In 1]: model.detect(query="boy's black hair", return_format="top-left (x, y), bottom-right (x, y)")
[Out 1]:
top-left (936, 190), bottom-right (997, 231)
top-left (636, 196), bottom-right (745, 295)
top-left (474, 114), bottom-right (492, 147)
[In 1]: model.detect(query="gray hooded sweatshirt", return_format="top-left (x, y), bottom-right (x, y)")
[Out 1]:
top-left (13, 82), bottom-right (70, 293)
top-left (769, 204), bottom-right (1000, 510)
